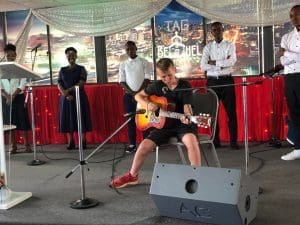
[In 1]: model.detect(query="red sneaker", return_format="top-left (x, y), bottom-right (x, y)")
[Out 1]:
top-left (110, 171), bottom-right (138, 189)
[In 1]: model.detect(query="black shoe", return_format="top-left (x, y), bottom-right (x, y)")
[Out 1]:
top-left (126, 145), bottom-right (136, 153)
top-left (213, 141), bottom-right (221, 148)
top-left (67, 141), bottom-right (75, 150)
top-left (230, 143), bottom-right (240, 150)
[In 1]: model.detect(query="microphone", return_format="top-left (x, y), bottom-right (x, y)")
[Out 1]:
top-left (260, 64), bottom-right (284, 77)
top-left (124, 109), bottom-right (146, 117)
top-left (162, 86), bottom-right (169, 94)
top-left (253, 80), bottom-right (263, 85)
top-left (31, 43), bottom-right (42, 52)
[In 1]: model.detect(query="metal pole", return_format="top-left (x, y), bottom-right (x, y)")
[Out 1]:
top-left (27, 87), bottom-right (45, 166)
top-left (65, 116), bottom-right (133, 179)
top-left (70, 86), bottom-right (99, 209)
top-left (242, 77), bottom-right (249, 175)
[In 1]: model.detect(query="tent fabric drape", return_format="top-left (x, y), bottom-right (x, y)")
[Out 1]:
top-left (32, 0), bottom-right (172, 36)
top-left (14, 10), bottom-right (33, 64)
top-left (176, 0), bottom-right (296, 26)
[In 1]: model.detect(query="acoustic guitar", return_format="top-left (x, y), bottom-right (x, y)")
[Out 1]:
top-left (135, 95), bottom-right (211, 131)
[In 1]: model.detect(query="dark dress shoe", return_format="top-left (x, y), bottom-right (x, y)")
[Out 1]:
top-left (230, 143), bottom-right (240, 150)
top-left (82, 141), bottom-right (87, 149)
top-left (213, 141), bottom-right (221, 148)
top-left (10, 145), bottom-right (17, 154)
top-left (67, 142), bottom-right (75, 150)
top-left (25, 145), bottom-right (33, 153)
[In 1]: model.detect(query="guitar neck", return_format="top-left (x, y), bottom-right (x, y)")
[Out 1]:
top-left (159, 109), bottom-right (185, 120)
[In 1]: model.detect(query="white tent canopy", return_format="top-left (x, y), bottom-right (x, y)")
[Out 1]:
top-left (0, 0), bottom-right (298, 36)
top-left (176, 0), bottom-right (299, 26)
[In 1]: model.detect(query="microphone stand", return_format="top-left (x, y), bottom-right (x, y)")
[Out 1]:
top-left (268, 74), bottom-right (282, 148)
top-left (27, 48), bottom-right (45, 166)
top-left (261, 65), bottom-right (283, 148)
top-left (65, 114), bottom-right (135, 179)
top-left (70, 86), bottom-right (99, 209)
top-left (169, 80), bottom-right (263, 92)
top-left (66, 95), bottom-right (139, 208)
top-left (171, 79), bottom-right (263, 175)
top-left (241, 77), bottom-right (250, 175)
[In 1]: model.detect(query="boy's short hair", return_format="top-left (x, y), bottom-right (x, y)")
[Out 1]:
top-left (156, 58), bottom-right (175, 72)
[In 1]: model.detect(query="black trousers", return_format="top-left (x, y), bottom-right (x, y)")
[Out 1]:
top-left (284, 74), bottom-right (300, 149)
top-left (207, 76), bottom-right (238, 144)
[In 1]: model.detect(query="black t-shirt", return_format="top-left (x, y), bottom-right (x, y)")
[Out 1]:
top-left (144, 79), bottom-right (193, 127)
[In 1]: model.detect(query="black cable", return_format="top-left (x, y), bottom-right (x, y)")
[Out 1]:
top-left (38, 144), bottom-right (78, 161)
top-left (249, 151), bottom-right (265, 175)
top-left (248, 145), bottom-right (279, 175)
top-left (109, 143), bottom-right (127, 194)
top-left (37, 142), bottom-right (127, 163)
top-left (88, 144), bottom-right (126, 164)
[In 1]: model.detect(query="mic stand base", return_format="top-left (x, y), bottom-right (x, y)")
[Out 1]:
top-left (70, 197), bottom-right (100, 209)
top-left (27, 159), bottom-right (46, 166)
top-left (268, 137), bottom-right (282, 148)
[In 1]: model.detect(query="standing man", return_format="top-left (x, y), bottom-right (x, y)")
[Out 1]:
top-left (1, 43), bottom-right (32, 154)
top-left (119, 41), bottom-right (152, 153)
top-left (201, 22), bottom-right (239, 150)
top-left (280, 5), bottom-right (300, 160)
top-left (111, 58), bottom-right (201, 188)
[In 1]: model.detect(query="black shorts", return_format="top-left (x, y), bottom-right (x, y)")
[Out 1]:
top-left (146, 124), bottom-right (198, 146)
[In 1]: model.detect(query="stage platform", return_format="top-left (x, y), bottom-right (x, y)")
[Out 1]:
top-left (0, 142), bottom-right (299, 225)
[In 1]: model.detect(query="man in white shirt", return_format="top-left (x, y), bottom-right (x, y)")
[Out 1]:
top-left (280, 5), bottom-right (300, 160)
top-left (200, 22), bottom-right (239, 150)
top-left (119, 41), bottom-right (152, 153)
top-left (1, 44), bottom-right (31, 154)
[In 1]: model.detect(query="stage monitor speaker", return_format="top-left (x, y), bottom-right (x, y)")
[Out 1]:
top-left (150, 163), bottom-right (259, 225)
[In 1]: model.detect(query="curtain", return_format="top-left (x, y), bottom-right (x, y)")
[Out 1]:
top-left (176, 0), bottom-right (296, 26)
top-left (12, 77), bottom-right (288, 145)
top-left (32, 0), bottom-right (172, 36)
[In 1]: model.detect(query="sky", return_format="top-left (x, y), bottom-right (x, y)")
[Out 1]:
top-left (155, 0), bottom-right (202, 26)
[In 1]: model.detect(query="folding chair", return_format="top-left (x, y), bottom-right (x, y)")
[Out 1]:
top-left (192, 88), bottom-right (221, 167)
top-left (153, 88), bottom-right (221, 167)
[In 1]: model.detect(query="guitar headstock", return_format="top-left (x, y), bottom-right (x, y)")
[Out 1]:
top-left (191, 113), bottom-right (212, 128)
